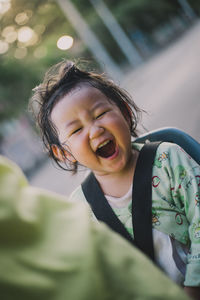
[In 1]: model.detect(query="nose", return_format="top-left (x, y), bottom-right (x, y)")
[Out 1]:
top-left (89, 125), bottom-right (104, 140)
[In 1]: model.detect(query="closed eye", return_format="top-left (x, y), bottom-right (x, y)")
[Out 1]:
top-left (95, 111), bottom-right (107, 119)
top-left (71, 127), bottom-right (82, 135)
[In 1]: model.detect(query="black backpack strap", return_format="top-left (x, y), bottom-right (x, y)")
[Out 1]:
top-left (81, 141), bottom-right (161, 261)
top-left (81, 172), bottom-right (135, 246)
top-left (132, 141), bottom-right (161, 261)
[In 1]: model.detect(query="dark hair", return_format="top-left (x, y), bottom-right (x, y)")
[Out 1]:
top-left (30, 60), bottom-right (143, 173)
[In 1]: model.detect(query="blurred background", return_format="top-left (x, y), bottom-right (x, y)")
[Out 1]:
top-left (0, 0), bottom-right (199, 195)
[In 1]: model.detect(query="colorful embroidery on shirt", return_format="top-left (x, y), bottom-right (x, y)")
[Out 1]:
top-left (195, 192), bottom-right (200, 207)
top-left (152, 208), bottom-right (160, 226)
top-left (175, 165), bottom-right (187, 183)
top-left (175, 213), bottom-right (183, 225)
top-left (154, 151), bottom-right (169, 168)
top-left (152, 213), bottom-right (160, 226)
top-left (152, 176), bottom-right (160, 187)
top-left (170, 166), bottom-right (188, 201)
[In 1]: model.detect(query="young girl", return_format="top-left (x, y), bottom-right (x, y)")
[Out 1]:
top-left (31, 60), bottom-right (200, 299)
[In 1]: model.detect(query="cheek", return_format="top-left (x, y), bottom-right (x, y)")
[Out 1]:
top-left (110, 116), bottom-right (132, 147)
top-left (68, 135), bottom-right (88, 155)
top-left (107, 114), bottom-right (130, 133)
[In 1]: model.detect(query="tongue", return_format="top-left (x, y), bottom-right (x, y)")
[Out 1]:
top-left (96, 140), bottom-right (116, 158)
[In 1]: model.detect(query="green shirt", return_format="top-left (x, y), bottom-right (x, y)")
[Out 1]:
top-left (0, 155), bottom-right (189, 300)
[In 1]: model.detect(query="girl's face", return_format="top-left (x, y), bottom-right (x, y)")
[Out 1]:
top-left (50, 84), bottom-right (133, 177)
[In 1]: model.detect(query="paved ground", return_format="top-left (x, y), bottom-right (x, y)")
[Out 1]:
top-left (30, 20), bottom-right (200, 196)
top-left (123, 20), bottom-right (200, 140)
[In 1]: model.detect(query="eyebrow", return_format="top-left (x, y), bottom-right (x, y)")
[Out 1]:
top-left (65, 101), bottom-right (110, 128)
top-left (91, 101), bottom-right (109, 112)
top-left (65, 119), bottom-right (79, 129)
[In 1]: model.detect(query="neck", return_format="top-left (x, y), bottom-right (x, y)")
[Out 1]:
top-left (95, 150), bottom-right (139, 197)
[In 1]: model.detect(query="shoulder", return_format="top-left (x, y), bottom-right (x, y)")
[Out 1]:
top-left (156, 142), bottom-right (179, 157)
top-left (153, 142), bottom-right (200, 172)
top-left (133, 141), bottom-right (197, 168)
top-left (133, 141), bottom-right (189, 161)
top-left (156, 142), bottom-right (193, 162)
top-left (133, 141), bottom-right (183, 155)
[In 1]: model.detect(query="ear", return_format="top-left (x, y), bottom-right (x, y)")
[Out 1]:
top-left (51, 145), bottom-right (76, 163)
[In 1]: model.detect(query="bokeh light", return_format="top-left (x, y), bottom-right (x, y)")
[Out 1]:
top-left (15, 10), bottom-right (32, 25)
top-left (18, 26), bottom-right (34, 43)
top-left (0, 0), bottom-right (11, 15)
top-left (2, 26), bottom-right (17, 43)
top-left (0, 40), bottom-right (9, 54)
top-left (57, 35), bottom-right (73, 50)
top-left (17, 26), bottom-right (38, 46)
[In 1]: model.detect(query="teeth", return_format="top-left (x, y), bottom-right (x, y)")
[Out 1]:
top-left (98, 140), bottom-right (110, 149)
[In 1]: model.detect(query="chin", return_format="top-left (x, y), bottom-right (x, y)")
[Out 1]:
top-left (109, 162), bottom-right (128, 174)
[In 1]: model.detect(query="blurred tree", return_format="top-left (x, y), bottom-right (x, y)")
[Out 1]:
top-left (0, 59), bottom-right (39, 122)
top-left (0, 0), bottom-right (89, 124)
top-left (107, 0), bottom-right (180, 31)
top-left (0, 0), bottom-right (198, 124)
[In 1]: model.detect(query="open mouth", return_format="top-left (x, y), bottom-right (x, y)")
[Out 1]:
top-left (96, 140), bottom-right (116, 158)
